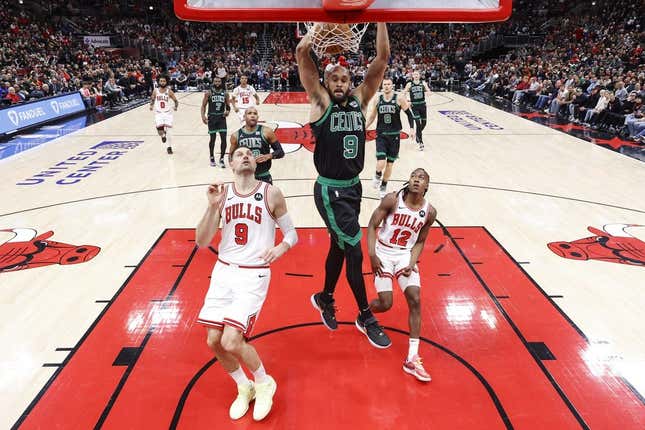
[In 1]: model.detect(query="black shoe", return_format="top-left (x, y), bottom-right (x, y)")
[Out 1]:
top-left (167, 146), bottom-right (173, 154)
top-left (218, 158), bottom-right (225, 168)
top-left (355, 315), bottom-right (391, 349)
top-left (310, 293), bottom-right (337, 330)
top-left (162, 134), bottom-right (167, 144)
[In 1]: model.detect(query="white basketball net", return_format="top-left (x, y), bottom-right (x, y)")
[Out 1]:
top-left (303, 22), bottom-right (369, 58)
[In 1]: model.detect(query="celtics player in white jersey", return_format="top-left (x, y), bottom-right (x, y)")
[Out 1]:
top-left (404, 71), bottom-right (431, 151)
top-left (232, 75), bottom-right (260, 124)
top-left (196, 146), bottom-right (298, 421)
top-left (367, 168), bottom-right (437, 381)
top-left (149, 75), bottom-right (178, 154)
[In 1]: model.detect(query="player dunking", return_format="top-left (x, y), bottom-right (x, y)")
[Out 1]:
top-left (229, 107), bottom-right (284, 184)
top-left (231, 75), bottom-right (260, 124)
top-left (196, 146), bottom-right (298, 421)
top-left (296, 23), bottom-right (392, 348)
top-left (404, 71), bottom-right (431, 151)
top-left (149, 75), bottom-right (178, 154)
top-left (367, 168), bottom-right (436, 381)
top-left (201, 76), bottom-right (231, 167)
top-left (366, 77), bottom-right (418, 198)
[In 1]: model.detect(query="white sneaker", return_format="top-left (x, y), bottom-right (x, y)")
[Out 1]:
top-left (418, 144), bottom-right (424, 151)
top-left (379, 188), bottom-right (387, 199)
top-left (253, 375), bottom-right (277, 421)
top-left (372, 175), bottom-right (382, 189)
top-left (229, 382), bottom-right (255, 420)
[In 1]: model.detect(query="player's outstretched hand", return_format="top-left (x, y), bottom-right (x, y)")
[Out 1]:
top-left (207, 182), bottom-right (226, 208)
top-left (369, 254), bottom-right (384, 277)
top-left (400, 264), bottom-right (418, 277)
top-left (261, 243), bottom-right (289, 264)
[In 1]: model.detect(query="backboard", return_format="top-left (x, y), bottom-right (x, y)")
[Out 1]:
top-left (174, 0), bottom-right (512, 23)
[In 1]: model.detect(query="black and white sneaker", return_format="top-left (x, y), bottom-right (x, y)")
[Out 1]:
top-left (355, 315), bottom-right (391, 349)
top-left (210, 157), bottom-right (216, 166)
top-left (162, 134), bottom-right (167, 144)
top-left (219, 158), bottom-right (226, 168)
top-left (167, 146), bottom-right (173, 154)
top-left (310, 293), bottom-right (338, 330)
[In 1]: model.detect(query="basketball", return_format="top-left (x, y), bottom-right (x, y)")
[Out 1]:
top-left (310, 22), bottom-right (354, 55)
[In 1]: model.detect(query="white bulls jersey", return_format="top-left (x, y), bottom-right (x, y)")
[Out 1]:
top-left (378, 192), bottom-right (432, 252)
top-left (153, 89), bottom-right (171, 113)
top-left (233, 85), bottom-right (257, 109)
top-left (218, 181), bottom-right (276, 267)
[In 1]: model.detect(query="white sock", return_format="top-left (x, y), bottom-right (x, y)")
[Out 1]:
top-left (408, 338), bottom-right (420, 361)
top-left (228, 366), bottom-right (250, 386)
top-left (252, 362), bottom-right (268, 384)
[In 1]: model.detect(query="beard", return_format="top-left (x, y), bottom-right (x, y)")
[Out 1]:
top-left (159, 82), bottom-right (167, 88)
top-left (326, 86), bottom-right (350, 104)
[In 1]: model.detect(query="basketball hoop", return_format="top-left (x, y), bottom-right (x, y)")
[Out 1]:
top-left (303, 22), bottom-right (369, 57)
top-left (301, 0), bottom-right (373, 57)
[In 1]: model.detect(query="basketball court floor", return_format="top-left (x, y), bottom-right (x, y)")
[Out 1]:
top-left (2, 91), bottom-right (644, 429)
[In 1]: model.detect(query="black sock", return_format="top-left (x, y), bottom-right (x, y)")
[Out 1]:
top-left (220, 132), bottom-right (227, 159)
top-left (381, 181), bottom-right (388, 188)
top-left (344, 243), bottom-right (369, 312)
top-left (375, 171), bottom-right (382, 178)
top-left (322, 239), bottom-right (344, 299)
top-left (208, 134), bottom-right (216, 158)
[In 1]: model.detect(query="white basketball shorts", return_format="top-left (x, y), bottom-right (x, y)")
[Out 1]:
top-left (197, 260), bottom-right (271, 336)
top-left (373, 242), bottom-right (420, 293)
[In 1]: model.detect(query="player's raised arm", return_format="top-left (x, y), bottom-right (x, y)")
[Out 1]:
top-left (355, 23), bottom-right (390, 110)
top-left (296, 34), bottom-right (327, 107)
top-left (195, 183), bottom-right (226, 247)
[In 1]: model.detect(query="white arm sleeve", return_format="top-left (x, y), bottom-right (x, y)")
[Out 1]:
top-left (276, 213), bottom-right (298, 248)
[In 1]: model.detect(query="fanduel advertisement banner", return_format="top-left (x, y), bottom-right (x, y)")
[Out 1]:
top-left (0, 93), bottom-right (86, 135)
top-left (83, 35), bottom-right (112, 47)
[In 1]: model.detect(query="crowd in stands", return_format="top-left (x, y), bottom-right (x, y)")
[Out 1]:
top-left (461, 0), bottom-right (644, 140)
top-left (1, 0), bottom-right (643, 140)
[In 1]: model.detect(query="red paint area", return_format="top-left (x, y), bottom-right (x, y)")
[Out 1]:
top-left (264, 92), bottom-right (310, 104)
top-left (16, 228), bottom-right (645, 429)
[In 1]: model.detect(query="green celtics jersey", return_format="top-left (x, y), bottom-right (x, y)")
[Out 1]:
top-left (237, 125), bottom-right (271, 174)
top-left (376, 93), bottom-right (402, 134)
top-left (409, 81), bottom-right (426, 105)
top-left (208, 89), bottom-right (227, 116)
top-left (310, 95), bottom-right (365, 180)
